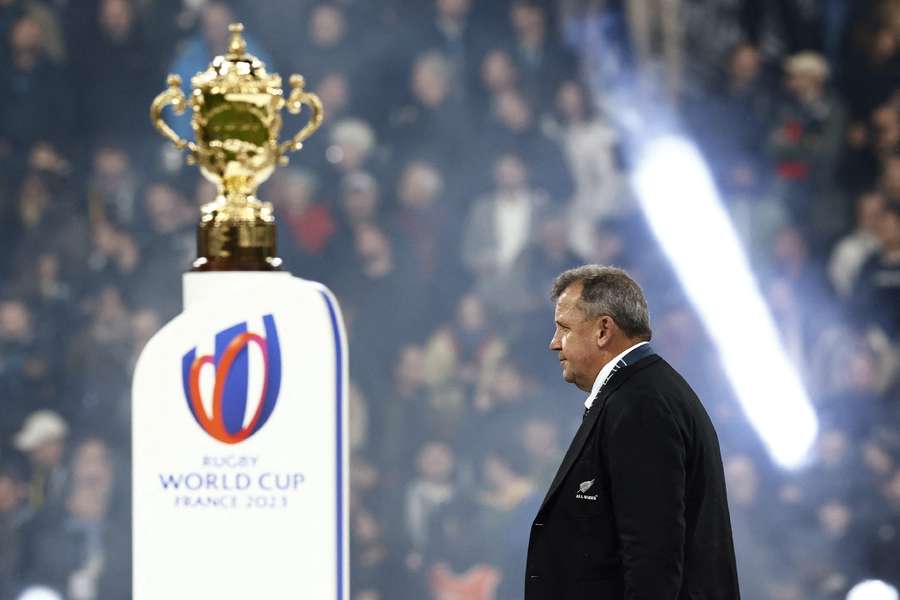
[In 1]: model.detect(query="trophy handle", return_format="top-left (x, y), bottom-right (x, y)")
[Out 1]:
top-left (150, 74), bottom-right (199, 154)
top-left (278, 74), bottom-right (324, 156)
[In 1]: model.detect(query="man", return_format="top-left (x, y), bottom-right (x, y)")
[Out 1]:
top-left (525, 265), bottom-right (740, 599)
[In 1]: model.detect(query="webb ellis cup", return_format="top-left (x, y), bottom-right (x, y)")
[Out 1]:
top-left (136, 22), bottom-right (348, 600)
top-left (150, 22), bottom-right (324, 271)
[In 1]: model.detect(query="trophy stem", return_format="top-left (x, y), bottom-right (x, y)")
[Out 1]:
top-left (193, 194), bottom-right (282, 271)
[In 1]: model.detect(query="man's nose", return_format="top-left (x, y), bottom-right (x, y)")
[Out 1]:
top-left (549, 336), bottom-right (560, 351)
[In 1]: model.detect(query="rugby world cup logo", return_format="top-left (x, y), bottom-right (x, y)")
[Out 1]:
top-left (181, 315), bottom-right (282, 444)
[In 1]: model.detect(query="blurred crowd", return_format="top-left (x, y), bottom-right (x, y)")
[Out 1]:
top-left (0, 0), bottom-right (899, 598)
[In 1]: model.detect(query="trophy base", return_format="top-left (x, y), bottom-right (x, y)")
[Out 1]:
top-left (195, 197), bottom-right (281, 271)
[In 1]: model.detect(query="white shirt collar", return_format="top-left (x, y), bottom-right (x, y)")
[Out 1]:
top-left (584, 341), bottom-right (649, 410)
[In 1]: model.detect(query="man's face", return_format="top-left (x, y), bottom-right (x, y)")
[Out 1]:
top-left (549, 282), bottom-right (603, 391)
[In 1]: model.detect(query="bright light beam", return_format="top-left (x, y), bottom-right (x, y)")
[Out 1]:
top-left (632, 135), bottom-right (818, 469)
top-left (847, 580), bottom-right (899, 600)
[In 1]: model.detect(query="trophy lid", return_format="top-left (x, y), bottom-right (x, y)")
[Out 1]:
top-left (191, 23), bottom-right (282, 94)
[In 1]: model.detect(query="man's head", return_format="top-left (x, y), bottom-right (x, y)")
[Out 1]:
top-left (309, 3), bottom-right (346, 48)
top-left (783, 51), bottom-right (829, 103)
top-left (729, 43), bottom-right (760, 87)
top-left (856, 190), bottom-right (885, 234)
top-left (14, 410), bottom-right (68, 468)
top-left (549, 265), bottom-right (651, 391)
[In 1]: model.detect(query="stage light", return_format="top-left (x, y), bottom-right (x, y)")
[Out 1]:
top-left (847, 580), bottom-right (899, 600)
top-left (16, 587), bottom-right (63, 600)
top-left (632, 135), bottom-right (818, 469)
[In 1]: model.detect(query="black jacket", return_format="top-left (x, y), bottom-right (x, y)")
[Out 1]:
top-left (525, 354), bottom-right (740, 599)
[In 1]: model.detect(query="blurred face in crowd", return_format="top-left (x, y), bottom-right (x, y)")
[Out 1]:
top-left (481, 49), bottom-right (517, 95)
top-left (457, 293), bottom-right (486, 331)
top-left (413, 54), bottom-right (451, 107)
top-left (416, 442), bottom-right (454, 483)
top-left (881, 155), bottom-right (900, 197)
top-left (0, 300), bottom-right (32, 341)
top-left (817, 500), bottom-right (851, 538)
top-left (550, 281), bottom-right (612, 392)
top-left (871, 27), bottom-right (898, 62)
top-left (66, 484), bottom-right (108, 522)
top-left (202, 2), bottom-right (233, 55)
top-left (99, 0), bottom-right (134, 42)
top-left (0, 474), bottom-right (23, 514)
top-left (131, 308), bottom-right (161, 354)
top-left (92, 221), bottom-right (119, 256)
top-left (92, 224), bottom-right (139, 273)
top-left (145, 183), bottom-right (188, 234)
top-left (310, 4), bottom-right (346, 48)
top-left (856, 191), bottom-right (884, 233)
top-left (729, 44), bottom-right (760, 87)
top-left (539, 217), bottom-right (571, 258)
top-left (437, 0), bottom-right (471, 21)
top-left (329, 120), bottom-right (375, 171)
top-left (492, 363), bottom-right (526, 402)
top-left (884, 470), bottom-right (900, 507)
top-left (354, 224), bottom-right (392, 271)
top-left (496, 90), bottom-right (532, 131)
top-left (482, 454), bottom-right (514, 489)
top-left (19, 173), bottom-right (51, 227)
top-left (847, 352), bottom-right (879, 392)
top-left (72, 439), bottom-right (114, 496)
top-left (341, 176), bottom-right (379, 224)
top-left (521, 418), bottom-right (559, 462)
top-left (350, 457), bottom-right (378, 495)
top-left (395, 345), bottom-right (426, 390)
top-left (772, 226), bottom-right (808, 274)
top-left (556, 81), bottom-right (587, 123)
top-left (870, 106), bottom-right (900, 154)
top-left (878, 208), bottom-right (900, 250)
top-left (272, 170), bottom-right (315, 215)
top-left (10, 17), bottom-right (44, 70)
top-left (36, 253), bottom-right (60, 286)
top-left (95, 285), bottom-right (129, 325)
top-left (92, 146), bottom-right (131, 190)
top-left (591, 224), bottom-right (624, 264)
top-left (724, 454), bottom-right (758, 507)
top-left (493, 154), bottom-right (527, 192)
top-left (816, 430), bottom-right (850, 468)
top-left (784, 69), bottom-right (824, 103)
top-left (398, 161), bottom-right (442, 210)
top-left (316, 72), bottom-right (350, 117)
top-left (31, 437), bottom-right (65, 469)
top-left (510, 2), bottom-right (545, 45)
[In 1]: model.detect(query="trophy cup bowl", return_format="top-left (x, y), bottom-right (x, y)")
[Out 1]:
top-left (150, 23), bottom-right (323, 270)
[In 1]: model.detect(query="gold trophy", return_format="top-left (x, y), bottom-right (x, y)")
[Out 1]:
top-left (150, 23), bottom-right (323, 270)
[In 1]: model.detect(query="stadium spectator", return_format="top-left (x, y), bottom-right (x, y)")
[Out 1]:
top-left (768, 51), bottom-right (846, 238)
top-left (12, 411), bottom-right (67, 514)
top-left (829, 190), bottom-right (885, 298)
top-left (854, 201), bottom-right (900, 337)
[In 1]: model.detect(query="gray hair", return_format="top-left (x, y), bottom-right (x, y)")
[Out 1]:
top-left (551, 265), bottom-right (652, 340)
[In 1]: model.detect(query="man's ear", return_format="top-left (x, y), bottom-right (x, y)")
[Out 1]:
top-left (595, 315), bottom-right (613, 349)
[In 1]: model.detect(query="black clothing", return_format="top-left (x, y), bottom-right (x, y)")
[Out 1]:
top-left (525, 353), bottom-right (740, 599)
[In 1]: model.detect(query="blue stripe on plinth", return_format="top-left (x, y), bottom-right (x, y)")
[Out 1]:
top-left (320, 290), bottom-right (345, 600)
